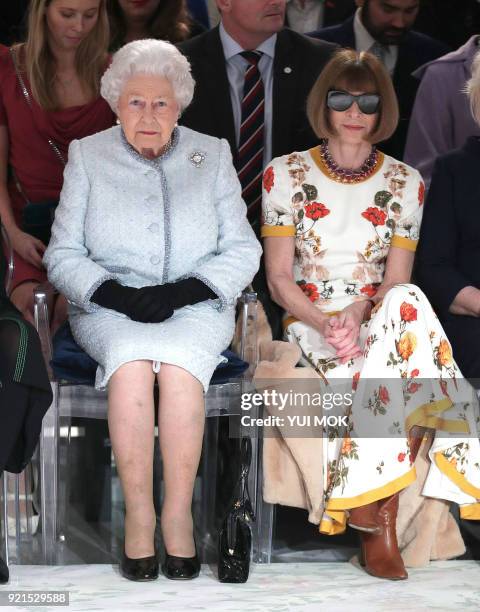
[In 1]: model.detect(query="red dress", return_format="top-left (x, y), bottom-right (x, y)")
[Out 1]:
top-left (0, 45), bottom-right (115, 290)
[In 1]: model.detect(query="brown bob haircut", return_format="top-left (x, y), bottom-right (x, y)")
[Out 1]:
top-left (306, 48), bottom-right (399, 144)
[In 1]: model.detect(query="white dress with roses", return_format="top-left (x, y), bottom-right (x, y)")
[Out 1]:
top-left (261, 147), bottom-right (480, 534)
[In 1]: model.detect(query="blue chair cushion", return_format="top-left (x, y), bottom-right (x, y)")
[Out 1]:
top-left (51, 321), bottom-right (248, 385)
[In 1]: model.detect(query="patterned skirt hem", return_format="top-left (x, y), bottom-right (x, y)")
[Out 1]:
top-left (434, 452), bottom-right (480, 503)
top-left (319, 467), bottom-right (417, 535)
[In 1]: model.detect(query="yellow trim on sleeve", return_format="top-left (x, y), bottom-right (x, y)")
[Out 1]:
top-left (460, 503), bottom-right (480, 520)
top-left (391, 235), bottom-right (418, 252)
top-left (404, 398), bottom-right (470, 434)
top-left (434, 452), bottom-right (480, 500)
top-left (261, 225), bottom-right (296, 238)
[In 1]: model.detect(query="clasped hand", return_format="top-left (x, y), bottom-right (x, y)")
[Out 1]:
top-left (319, 302), bottom-right (368, 364)
top-left (123, 284), bottom-right (174, 323)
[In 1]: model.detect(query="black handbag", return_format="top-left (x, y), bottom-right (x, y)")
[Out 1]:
top-left (218, 436), bottom-right (255, 583)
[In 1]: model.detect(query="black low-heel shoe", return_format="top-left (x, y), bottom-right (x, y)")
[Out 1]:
top-left (120, 550), bottom-right (159, 582)
top-left (161, 550), bottom-right (200, 580)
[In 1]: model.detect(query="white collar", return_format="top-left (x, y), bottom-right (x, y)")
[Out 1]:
top-left (219, 22), bottom-right (277, 61)
top-left (353, 7), bottom-right (394, 54)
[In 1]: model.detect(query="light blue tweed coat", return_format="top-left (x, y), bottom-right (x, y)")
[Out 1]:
top-left (44, 125), bottom-right (262, 391)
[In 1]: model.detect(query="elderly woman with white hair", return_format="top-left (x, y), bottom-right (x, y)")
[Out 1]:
top-left (416, 49), bottom-right (480, 384)
top-left (44, 39), bottom-right (261, 582)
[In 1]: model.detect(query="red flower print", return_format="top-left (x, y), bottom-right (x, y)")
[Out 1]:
top-left (407, 382), bottom-right (421, 394)
top-left (304, 202), bottom-right (330, 221)
top-left (418, 182), bottom-right (425, 205)
top-left (298, 281), bottom-right (319, 303)
top-left (263, 166), bottom-right (275, 193)
top-left (398, 452), bottom-right (406, 462)
top-left (361, 207), bottom-right (387, 226)
top-left (440, 379), bottom-right (449, 397)
top-left (410, 368), bottom-right (420, 378)
top-left (360, 284), bottom-right (377, 298)
top-left (352, 371), bottom-right (360, 391)
top-left (378, 385), bottom-right (390, 405)
top-left (400, 301), bottom-right (417, 322)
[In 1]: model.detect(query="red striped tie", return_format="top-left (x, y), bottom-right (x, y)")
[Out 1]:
top-left (236, 51), bottom-right (264, 227)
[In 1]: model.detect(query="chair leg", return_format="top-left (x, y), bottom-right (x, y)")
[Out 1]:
top-left (14, 474), bottom-right (21, 550)
top-left (247, 400), bottom-right (274, 564)
top-left (1, 473), bottom-right (8, 567)
top-left (40, 381), bottom-right (59, 564)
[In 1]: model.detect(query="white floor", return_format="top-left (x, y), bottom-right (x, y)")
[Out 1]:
top-left (1, 560), bottom-right (480, 612)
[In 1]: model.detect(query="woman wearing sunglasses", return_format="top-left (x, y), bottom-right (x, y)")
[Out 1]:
top-left (261, 49), bottom-right (480, 580)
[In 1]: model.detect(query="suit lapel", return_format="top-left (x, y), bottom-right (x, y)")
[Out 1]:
top-left (334, 17), bottom-right (355, 47)
top-left (202, 27), bottom-right (237, 151)
top-left (272, 31), bottom-right (299, 158)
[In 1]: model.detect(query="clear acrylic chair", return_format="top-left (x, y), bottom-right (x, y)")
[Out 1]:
top-left (32, 283), bottom-right (275, 565)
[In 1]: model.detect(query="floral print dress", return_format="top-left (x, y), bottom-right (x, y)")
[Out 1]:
top-left (261, 147), bottom-right (480, 534)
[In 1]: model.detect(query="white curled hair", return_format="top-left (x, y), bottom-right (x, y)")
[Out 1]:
top-left (466, 48), bottom-right (480, 127)
top-left (100, 39), bottom-right (195, 114)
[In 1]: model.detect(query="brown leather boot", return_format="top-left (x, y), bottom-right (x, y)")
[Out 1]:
top-left (348, 501), bottom-right (382, 534)
top-left (358, 494), bottom-right (408, 580)
top-left (408, 426), bottom-right (425, 464)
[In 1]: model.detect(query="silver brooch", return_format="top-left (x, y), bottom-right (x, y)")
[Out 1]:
top-left (189, 151), bottom-right (206, 167)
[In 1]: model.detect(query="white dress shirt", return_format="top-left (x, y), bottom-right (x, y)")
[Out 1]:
top-left (286, 0), bottom-right (324, 34)
top-left (353, 8), bottom-right (398, 75)
top-left (219, 23), bottom-right (276, 166)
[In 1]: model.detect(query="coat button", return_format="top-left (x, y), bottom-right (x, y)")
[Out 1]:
top-left (150, 255), bottom-right (161, 265)
top-left (148, 223), bottom-right (159, 233)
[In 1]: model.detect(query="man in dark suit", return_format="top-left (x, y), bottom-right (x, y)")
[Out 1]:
top-left (309, 0), bottom-right (449, 159)
top-left (178, 0), bottom-right (336, 338)
top-left (285, 0), bottom-right (356, 33)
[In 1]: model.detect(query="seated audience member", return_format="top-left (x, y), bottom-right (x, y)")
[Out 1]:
top-left (308, 0), bottom-right (449, 159)
top-left (0, 233), bottom-right (53, 585)
top-left (107, 0), bottom-right (205, 51)
top-left (405, 36), bottom-right (480, 191)
top-left (415, 56), bottom-right (480, 384)
top-left (44, 39), bottom-right (261, 582)
top-left (0, 0), bottom-right (115, 330)
top-left (285, 0), bottom-right (355, 34)
top-left (178, 0), bottom-right (337, 338)
top-left (262, 48), bottom-right (480, 580)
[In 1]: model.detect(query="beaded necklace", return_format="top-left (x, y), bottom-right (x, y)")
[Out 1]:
top-left (318, 139), bottom-right (379, 184)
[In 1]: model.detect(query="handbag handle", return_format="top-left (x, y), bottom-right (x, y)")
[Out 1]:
top-left (9, 47), bottom-right (66, 167)
top-left (226, 436), bottom-right (255, 551)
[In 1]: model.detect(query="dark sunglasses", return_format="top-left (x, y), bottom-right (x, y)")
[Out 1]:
top-left (327, 90), bottom-right (381, 115)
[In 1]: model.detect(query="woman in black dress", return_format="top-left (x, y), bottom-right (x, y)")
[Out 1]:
top-left (416, 55), bottom-right (480, 384)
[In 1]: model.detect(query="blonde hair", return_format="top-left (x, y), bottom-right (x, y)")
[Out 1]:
top-left (466, 48), bottom-right (480, 126)
top-left (18, 0), bottom-right (110, 110)
top-left (306, 48), bottom-right (399, 144)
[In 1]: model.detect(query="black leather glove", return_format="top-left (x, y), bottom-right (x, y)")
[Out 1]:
top-left (91, 280), bottom-right (174, 323)
top-left (91, 278), bottom-right (216, 323)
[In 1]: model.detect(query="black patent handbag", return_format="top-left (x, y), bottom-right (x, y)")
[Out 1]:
top-left (218, 437), bottom-right (255, 583)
